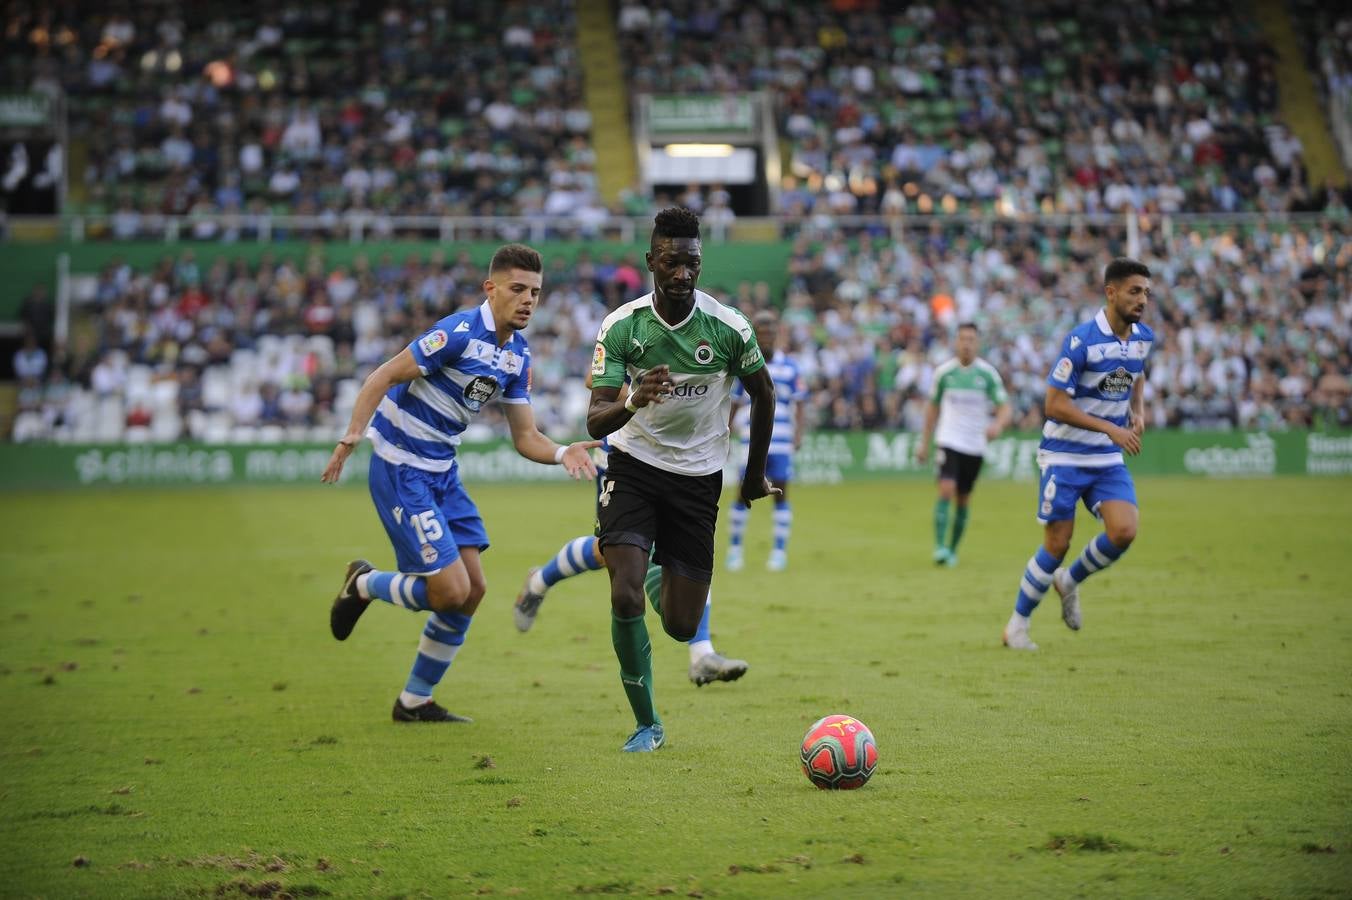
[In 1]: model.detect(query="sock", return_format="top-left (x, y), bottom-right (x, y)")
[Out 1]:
top-left (772, 500), bottom-right (792, 555)
top-left (934, 498), bottom-right (951, 548)
top-left (1014, 547), bottom-right (1062, 617)
top-left (643, 562), bottom-right (663, 615)
top-left (687, 596), bottom-right (713, 661)
top-left (537, 536), bottom-right (602, 593)
top-left (1068, 533), bottom-right (1128, 585)
top-left (401, 611), bottom-right (471, 705)
top-left (949, 506), bottom-right (969, 552)
top-left (362, 570), bottom-right (431, 611)
top-left (611, 612), bottom-right (660, 728)
top-left (728, 502), bottom-right (748, 550)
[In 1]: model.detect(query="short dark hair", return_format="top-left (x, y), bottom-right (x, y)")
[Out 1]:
top-left (957, 321), bottom-right (979, 333)
top-left (489, 243), bottom-right (543, 275)
top-left (652, 207), bottom-right (701, 243)
top-left (1104, 257), bottom-right (1150, 285)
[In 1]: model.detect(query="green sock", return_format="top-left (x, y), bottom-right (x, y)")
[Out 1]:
top-left (950, 506), bottom-right (969, 552)
top-left (933, 498), bottom-right (951, 548)
top-left (611, 612), bottom-right (660, 727)
top-left (643, 562), bottom-right (662, 615)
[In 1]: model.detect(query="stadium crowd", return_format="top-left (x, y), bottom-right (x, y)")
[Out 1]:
top-left (619, 0), bottom-right (1343, 218)
top-left (5, 1), bottom-right (603, 228)
top-left (11, 218), bottom-right (1350, 444)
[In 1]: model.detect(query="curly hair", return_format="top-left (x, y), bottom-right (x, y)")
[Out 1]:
top-left (651, 207), bottom-right (701, 243)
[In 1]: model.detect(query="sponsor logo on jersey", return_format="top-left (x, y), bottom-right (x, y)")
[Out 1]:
top-left (462, 374), bottom-right (499, 410)
top-left (669, 382), bottom-right (710, 398)
top-left (1101, 366), bottom-right (1134, 397)
top-left (419, 329), bottom-right (448, 356)
top-left (694, 340), bottom-right (714, 365)
top-left (453, 321), bottom-right (470, 333)
top-left (1052, 357), bottom-right (1073, 382)
top-left (421, 543), bottom-right (439, 564)
top-left (592, 343), bottom-right (606, 376)
top-left (740, 346), bottom-right (763, 370)
top-left (1070, 336), bottom-right (1082, 350)
top-left (393, 505), bottom-right (404, 524)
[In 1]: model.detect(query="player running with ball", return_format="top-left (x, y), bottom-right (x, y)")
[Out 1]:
top-left (1003, 258), bottom-right (1154, 651)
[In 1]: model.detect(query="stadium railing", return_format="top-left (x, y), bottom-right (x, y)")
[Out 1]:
top-left (4, 210), bottom-right (1344, 247)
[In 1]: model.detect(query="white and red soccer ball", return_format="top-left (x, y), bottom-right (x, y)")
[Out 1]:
top-left (800, 714), bottom-right (878, 790)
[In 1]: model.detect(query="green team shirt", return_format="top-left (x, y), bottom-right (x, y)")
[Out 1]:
top-left (930, 356), bottom-right (1008, 457)
top-left (593, 290), bottom-right (765, 476)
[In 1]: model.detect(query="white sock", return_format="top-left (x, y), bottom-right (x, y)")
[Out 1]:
top-left (1008, 612), bottom-right (1030, 630)
top-left (398, 690), bottom-right (431, 709)
top-left (356, 571), bottom-right (372, 599)
top-left (688, 639), bottom-right (715, 663)
top-left (528, 568), bottom-right (548, 596)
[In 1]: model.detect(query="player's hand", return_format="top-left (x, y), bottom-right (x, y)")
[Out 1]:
top-left (321, 436), bottom-right (360, 483)
top-left (1130, 413), bottom-right (1145, 438)
top-left (631, 365), bottom-right (674, 408)
top-left (985, 424), bottom-right (1002, 441)
top-left (740, 474), bottom-right (782, 506)
top-left (1108, 425), bottom-right (1141, 456)
top-left (914, 441), bottom-right (929, 465)
top-left (559, 440), bottom-right (602, 480)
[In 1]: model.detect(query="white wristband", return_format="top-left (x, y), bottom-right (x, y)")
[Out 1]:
top-left (624, 395), bottom-right (639, 413)
top-left (554, 445), bottom-right (567, 464)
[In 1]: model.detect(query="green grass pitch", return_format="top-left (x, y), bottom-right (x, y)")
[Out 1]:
top-left (1, 477), bottom-right (1350, 898)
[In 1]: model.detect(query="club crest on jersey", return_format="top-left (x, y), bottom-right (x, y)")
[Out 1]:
top-left (419, 329), bottom-right (448, 356)
top-left (421, 543), bottom-right (439, 564)
top-left (462, 374), bottom-right (499, 410)
top-left (1101, 366), bottom-right (1134, 397)
top-left (694, 340), bottom-right (714, 365)
top-left (592, 343), bottom-right (606, 376)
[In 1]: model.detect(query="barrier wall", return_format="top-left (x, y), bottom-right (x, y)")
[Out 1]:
top-left (1, 430), bottom-right (1348, 490)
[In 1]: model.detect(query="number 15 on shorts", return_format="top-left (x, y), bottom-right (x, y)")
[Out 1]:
top-left (411, 510), bottom-right (443, 543)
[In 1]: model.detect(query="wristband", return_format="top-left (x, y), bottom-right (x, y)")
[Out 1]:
top-left (554, 445), bottom-right (567, 464)
top-left (624, 395), bottom-right (639, 414)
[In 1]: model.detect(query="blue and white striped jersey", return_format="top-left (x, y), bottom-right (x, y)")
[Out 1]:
top-left (733, 350), bottom-right (808, 456)
top-left (368, 300), bottom-right (531, 472)
top-left (1039, 309), bottom-right (1153, 468)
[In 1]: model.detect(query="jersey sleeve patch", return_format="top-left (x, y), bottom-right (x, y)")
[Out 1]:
top-left (419, 329), bottom-right (448, 356)
top-left (1052, 357), bottom-right (1073, 383)
top-left (591, 342), bottom-right (606, 376)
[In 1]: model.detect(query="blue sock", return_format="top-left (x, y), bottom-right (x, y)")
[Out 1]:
top-left (365, 570), bottom-right (431, 611)
top-left (1068, 533), bottom-right (1127, 585)
top-left (541, 536), bottom-right (602, 588)
top-left (403, 611), bottom-right (472, 700)
top-left (689, 598), bottom-right (712, 646)
top-left (1014, 547), bottom-right (1062, 617)
top-left (729, 502), bottom-right (749, 550)
top-left (772, 499), bottom-right (791, 554)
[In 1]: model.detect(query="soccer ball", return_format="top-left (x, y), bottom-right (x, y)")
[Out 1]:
top-left (800, 714), bottom-right (878, 790)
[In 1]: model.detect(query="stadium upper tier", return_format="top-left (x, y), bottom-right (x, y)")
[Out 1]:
top-left (5, 1), bottom-right (599, 223)
top-left (9, 218), bottom-right (1349, 444)
top-left (619, 0), bottom-right (1336, 217)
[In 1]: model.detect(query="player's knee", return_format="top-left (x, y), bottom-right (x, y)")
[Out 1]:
top-left (426, 578), bottom-right (470, 612)
top-left (661, 610), bottom-right (699, 643)
top-left (1106, 522), bottom-right (1137, 548)
top-left (1045, 534), bottom-right (1072, 559)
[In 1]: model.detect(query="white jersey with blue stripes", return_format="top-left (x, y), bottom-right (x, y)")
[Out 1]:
top-left (1039, 309), bottom-right (1153, 468)
top-left (368, 300), bottom-right (531, 472)
top-left (733, 350), bottom-right (807, 456)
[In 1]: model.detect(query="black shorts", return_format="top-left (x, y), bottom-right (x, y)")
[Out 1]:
top-left (936, 446), bottom-right (984, 495)
top-left (597, 449), bottom-right (722, 583)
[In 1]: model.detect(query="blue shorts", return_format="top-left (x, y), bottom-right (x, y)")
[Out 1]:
top-left (740, 452), bottom-right (793, 484)
top-left (368, 456), bottom-right (489, 574)
top-left (1037, 463), bottom-right (1137, 523)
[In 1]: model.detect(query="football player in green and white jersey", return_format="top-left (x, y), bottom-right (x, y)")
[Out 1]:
top-left (586, 207), bottom-right (779, 752)
top-left (915, 322), bottom-right (1011, 567)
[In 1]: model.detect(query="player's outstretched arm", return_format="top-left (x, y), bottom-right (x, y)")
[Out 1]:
top-left (1044, 388), bottom-right (1141, 456)
top-left (502, 402), bottom-right (599, 479)
top-left (321, 348), bottom-right (421, 483)
top-left (739, 366), bottom-right (780, 505)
